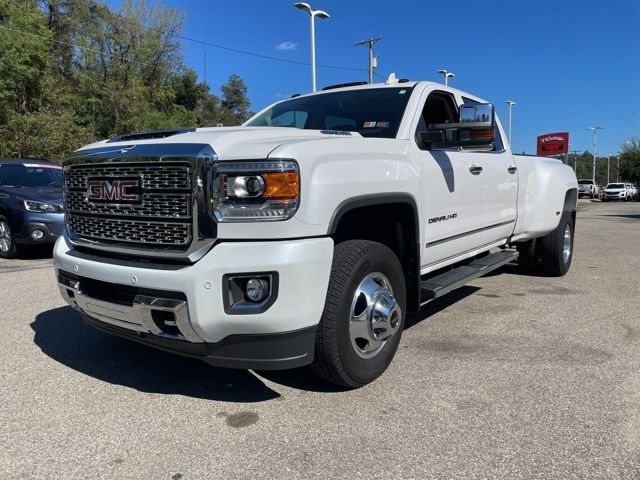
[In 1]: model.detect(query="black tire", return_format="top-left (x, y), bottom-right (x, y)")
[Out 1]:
top-left (0, 216), bottom-right (18, 259)
top-left (516, 239), bottom-right (539, 273)
top-left (538, 211), bottom-right (574, 276)
top-left (312, 240), bottom-right (406, 388)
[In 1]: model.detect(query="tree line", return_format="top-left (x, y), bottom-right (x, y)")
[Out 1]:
top-left (566, 139), bottom-right (640, 186)
top-left (0, 0), bottom-right (252, 161)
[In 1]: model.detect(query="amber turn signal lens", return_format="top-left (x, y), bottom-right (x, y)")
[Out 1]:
top-left (471, 128), bottom-right (494, 139)
top-left (263, 172), bottom-right (299, 199)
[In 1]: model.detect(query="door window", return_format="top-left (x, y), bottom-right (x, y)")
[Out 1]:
top-left (415, 91), bottom-right (458, 149)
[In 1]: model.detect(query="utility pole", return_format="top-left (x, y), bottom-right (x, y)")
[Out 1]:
top-left (355, 36), bottom-right (382, 84)
top-left (586, 126), bottom-right (603, 183)
top-left (606, 154), bottom-right (611, 184)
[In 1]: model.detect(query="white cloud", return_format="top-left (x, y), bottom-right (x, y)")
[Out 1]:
top-left (275, 41), bottom-right (298, 51)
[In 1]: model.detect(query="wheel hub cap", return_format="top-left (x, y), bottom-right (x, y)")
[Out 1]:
top-left (349, 272), bottom-right (402, 359)
top-left (0, 222), bottom-right (10, 253)
top-left (563, 224), bottom-right (572, 264)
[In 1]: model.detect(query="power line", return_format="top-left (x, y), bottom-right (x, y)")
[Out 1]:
top-left (104, 8), bottom-right (366, 72)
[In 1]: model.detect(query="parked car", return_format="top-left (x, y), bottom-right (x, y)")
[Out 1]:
top-left (53, 78), bottom-right (578, 387)
top-left (578, 179), bottom-right (598, 198)
top-left (0, 159), bottom-right (64, 258)
top-left (601, 183), bottom-right (628, 202)
top-left (626, 183), bottom-right (637, 201)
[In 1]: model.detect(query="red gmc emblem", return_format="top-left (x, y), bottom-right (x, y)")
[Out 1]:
top-left (86, 178), bottom-right (141, 203)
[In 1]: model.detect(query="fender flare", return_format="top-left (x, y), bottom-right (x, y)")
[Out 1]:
top-left (327, 192), bottom-right (421, 312)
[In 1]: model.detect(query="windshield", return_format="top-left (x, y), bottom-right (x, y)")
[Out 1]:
top-left (246, 87), bottom-right (415, 139)
top-left (606, 183), bottom-right (625, 189)
top-left (0, 164), bottom-right (62, 187)
top-left (578, 180), bottom-right (594, 185)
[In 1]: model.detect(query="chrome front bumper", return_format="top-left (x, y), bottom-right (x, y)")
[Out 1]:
top-left (58, 272), bottom-right (204, 343)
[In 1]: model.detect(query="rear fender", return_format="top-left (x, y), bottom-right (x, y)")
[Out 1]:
top-left (512, 158), bottom-right (578, 240)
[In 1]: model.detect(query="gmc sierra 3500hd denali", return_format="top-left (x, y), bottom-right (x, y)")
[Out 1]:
top-left (54, 76), bottom-right (578, 387)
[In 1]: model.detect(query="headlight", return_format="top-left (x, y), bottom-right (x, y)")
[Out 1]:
top-left (18, 198), bottom-right (58, 213)
top-left (212, 160), bottom-right (300, 222)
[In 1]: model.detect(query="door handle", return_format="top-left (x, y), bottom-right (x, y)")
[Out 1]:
top-left (469, 165), bottom-right (483, 175)
top-left (508, 165), bottom-right (518, 174)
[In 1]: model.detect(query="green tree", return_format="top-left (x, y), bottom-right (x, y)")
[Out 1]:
top-left (221, 74), bottom-right (251, 125)
top-left (619, 137), bottom-right (640, 184)
top-left (0, 0), bottom-right (253, 161)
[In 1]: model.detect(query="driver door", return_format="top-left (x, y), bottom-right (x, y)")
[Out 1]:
top-left (413, 90), bottom-right (487, 268)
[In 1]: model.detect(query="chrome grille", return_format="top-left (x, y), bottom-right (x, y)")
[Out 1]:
top-left (65, 162), bottom-right (193, 248)
top-left (69, 216), bottom-right (191, 245)
top-left (66, 165), bottom-right (191, 190)
top-left (66, 191), bottom-right (191, 219)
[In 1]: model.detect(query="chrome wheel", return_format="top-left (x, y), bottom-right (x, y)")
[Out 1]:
top-left (562, 224), bottom-right (572, 264)
top-left (0, 221), bottom-right (11, 253)
top-left (349, 272), bottom-right (402, 359)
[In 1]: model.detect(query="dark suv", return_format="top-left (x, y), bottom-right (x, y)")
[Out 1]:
top-left (0, 159), bottom-right (64, 258)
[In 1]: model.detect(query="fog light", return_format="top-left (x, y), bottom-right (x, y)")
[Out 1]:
top-left (31, 229), bottom-right (44, 240)
top-left (245, 278), bottom-right (269, 302)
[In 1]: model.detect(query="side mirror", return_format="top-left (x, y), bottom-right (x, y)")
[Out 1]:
top-left (424, 103), bottom-right (495, 149)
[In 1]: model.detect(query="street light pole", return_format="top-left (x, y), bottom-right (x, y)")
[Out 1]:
top-left (586, 126), bottom-right (603, 183)
top-left (294, 3), bottom-right (330, 92)
top-left (607, 154), bottom-right (610, 184)
top-left (570, 149), bottom-right (581, 172)
top-left (505, 100), bottom-right (516, 147)
top-left (436, 69), bottom-right (455, 86)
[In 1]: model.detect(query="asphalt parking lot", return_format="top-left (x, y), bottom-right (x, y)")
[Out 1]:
top-left (1, 199), bottom-right (639, 479)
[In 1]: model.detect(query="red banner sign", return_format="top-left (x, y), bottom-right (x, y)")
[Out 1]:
top-left (537, 132), bottom-right (569, 157)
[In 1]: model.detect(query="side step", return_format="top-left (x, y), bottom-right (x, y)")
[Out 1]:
top-left (420, 250), bottom-right (519, 302)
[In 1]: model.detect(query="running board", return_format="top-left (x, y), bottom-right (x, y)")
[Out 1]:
top-left (420, 250), bottom-right (519, 302)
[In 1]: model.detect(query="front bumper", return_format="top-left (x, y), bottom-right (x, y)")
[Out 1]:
top-left (53, 235), bottom-right (334, 369)
top-left (13, 212), bottom-right (64, 244)
top-left (603, 192), bottom-right (625, 200)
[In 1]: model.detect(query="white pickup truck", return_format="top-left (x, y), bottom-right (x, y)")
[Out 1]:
top-left (54, 77), bottom-right (578, 387)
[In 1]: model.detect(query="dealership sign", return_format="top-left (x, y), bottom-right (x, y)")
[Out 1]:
top-left (537, 132), bottom-right (569, 157)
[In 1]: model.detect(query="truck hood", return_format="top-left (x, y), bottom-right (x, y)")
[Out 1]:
top-left (79, 127), bottom-right (362, 160)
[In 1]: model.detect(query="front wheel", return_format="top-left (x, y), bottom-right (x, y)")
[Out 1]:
top-left (312, 240), bottom-right (406, 388)
top-left (538, 211), bottom-right (574, 276)
top-left (0, 216), bottom-right (18, 259)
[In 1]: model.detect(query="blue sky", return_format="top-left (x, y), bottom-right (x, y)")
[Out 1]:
top-left (111, 0), bottom-right (639, 155)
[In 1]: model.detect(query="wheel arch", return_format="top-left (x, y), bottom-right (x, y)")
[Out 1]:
top-left (328, 193), bottom-right (421, 312)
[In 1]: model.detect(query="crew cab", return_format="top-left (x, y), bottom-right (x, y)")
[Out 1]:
top-left (53, 77), bottom-right (578, 387)
top-left (0, 159), bottom-right (64, 258)
top-left (578, 179), bottom-right (598, 198)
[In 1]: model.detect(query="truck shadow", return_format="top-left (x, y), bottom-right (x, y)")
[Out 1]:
top-left (17, 244), bottom-right (54, 259)
top-left (405, 285), bottom-right (480, 330)
top-left (598, 213), bottom-right (640, 220)
top-left (31, 306), bottom-right (284, 403)
top-left (33, 285), bottom-right (493, 397)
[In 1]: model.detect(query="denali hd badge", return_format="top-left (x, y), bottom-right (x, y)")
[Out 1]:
top-left (86, 177), bottom-right (141, 203)
top-left (428, 213), bottom-right (458, 224)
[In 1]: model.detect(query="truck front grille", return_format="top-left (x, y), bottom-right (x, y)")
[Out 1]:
top-left (65, 162), bottom-right (193, 248)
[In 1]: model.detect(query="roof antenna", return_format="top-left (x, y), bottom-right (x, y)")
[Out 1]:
top-left (385, 73), bottom-right (399, 85)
